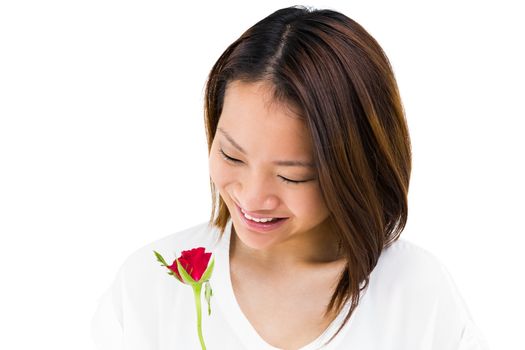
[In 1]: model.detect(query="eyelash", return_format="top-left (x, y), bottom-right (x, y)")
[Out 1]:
top-left (218, 148), bottom-right (307, 185)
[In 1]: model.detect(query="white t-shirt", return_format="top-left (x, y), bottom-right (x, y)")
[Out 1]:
top-left (91, 219), bottom-right (489, 349)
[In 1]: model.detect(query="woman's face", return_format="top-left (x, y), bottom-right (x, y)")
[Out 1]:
top-left (208, 80), bottom-right (331, 251)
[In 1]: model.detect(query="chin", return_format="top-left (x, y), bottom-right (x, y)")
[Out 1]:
top-left (230, 216), bottom-right (285, 251)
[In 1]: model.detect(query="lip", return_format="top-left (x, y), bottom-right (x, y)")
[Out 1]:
top-left (236, 204), bottom-right (286, 219)
top-left (234, 203), bottom-right (289, 233)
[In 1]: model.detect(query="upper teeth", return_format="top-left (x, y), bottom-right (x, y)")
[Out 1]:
top-left (241, 208), bottom-right (277, 223)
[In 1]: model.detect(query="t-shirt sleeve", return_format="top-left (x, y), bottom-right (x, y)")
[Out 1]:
top-left (457, 318), bottom-right (490, 350)
top-left (439, 264), bottom-right (490, 350)
top-left (90, 264), bottom-right (125, 350)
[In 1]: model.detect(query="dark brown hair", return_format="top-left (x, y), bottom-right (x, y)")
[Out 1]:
top-left (203, 5), bottom-right (411, 342)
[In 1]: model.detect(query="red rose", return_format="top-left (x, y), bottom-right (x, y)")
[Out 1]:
top-left (154, 247), bottom-right (214, 349)
top-left (168, 247), bottom-right (212, 283)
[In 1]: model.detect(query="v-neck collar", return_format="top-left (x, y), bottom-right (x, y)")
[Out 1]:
top-left (212, 219), bottom-right (354, 350)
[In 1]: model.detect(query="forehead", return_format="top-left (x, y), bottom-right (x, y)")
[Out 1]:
top-left (225, 79), bottom-right (298, 111)
top-left (219, 80), bottom-right (313, 156)
top-left (221, 80), bottom-right (306, 131)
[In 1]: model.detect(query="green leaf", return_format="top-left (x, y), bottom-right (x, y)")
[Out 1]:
top-left (200, 256), bottom-right (215, 282)
top-left (176, 259), bottom-right (197, 285)
top-left (153, 250), bottom-right (169, 267)
top-left (204, 281), bottom-right (213, 316)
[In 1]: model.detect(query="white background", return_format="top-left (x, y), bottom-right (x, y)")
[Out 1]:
top-left (0, 0), bottom-right (523, 349)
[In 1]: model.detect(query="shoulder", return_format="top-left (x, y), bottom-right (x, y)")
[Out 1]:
top-left (367, 238), bottom-right (471, 319)
top-left (132, 221), bottom-right (219, 259)
top-left (376, 238), bottom-right (443, 278)
top-left (366, 238), bottom-right (466, 307)
top-left (373, 238), bottom-right (449, 287)
top-left (343, 240), bottom-right (487, 349)
top-left (94, 221), bottom-right (225, 341)
top-left (116, 221), bottom-right (221, 283)
top-left (363, 240), bottom-right (490, 349)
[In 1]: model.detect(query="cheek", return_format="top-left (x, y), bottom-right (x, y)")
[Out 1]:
top-left (209, 152), bottom-right (232, 190)
top-left (287, 185), bottom-right (330, 220)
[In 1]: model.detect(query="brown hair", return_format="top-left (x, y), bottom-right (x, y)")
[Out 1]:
top-left (203, 5), bottom-right (411, 342)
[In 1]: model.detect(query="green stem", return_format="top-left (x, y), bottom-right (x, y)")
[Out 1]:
top-left (192, 283), bottom-right (206, 350)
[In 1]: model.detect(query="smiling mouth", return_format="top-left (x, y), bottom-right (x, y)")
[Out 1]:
top-left (234, 203), bottom-right (289, 232)
top-left (234, 203), bottom-right (288, 223)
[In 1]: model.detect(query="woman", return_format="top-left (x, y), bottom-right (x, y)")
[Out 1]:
top-left (91, 5), bottom-right (488, 349)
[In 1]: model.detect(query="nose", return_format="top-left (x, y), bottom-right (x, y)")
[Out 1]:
top-left (236, 171), bottom-right (279, 212)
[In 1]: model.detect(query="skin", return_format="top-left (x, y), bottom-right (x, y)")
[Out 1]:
top-left (208, 80), bottom-right (346, 349)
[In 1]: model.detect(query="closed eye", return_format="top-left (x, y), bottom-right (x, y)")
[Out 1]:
top-left (278, 176), bottom-right (307, 184)
top-left (218, 148), bottom-right (311, 185)
top-left (219, 148), bottom-right (241, 163)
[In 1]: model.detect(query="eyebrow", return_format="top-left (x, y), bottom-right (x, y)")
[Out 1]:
top-left (218, 127), bottom-right (316, 168)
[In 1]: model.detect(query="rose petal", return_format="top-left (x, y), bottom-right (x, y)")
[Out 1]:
top-left (178, 247), bottom-right (212, 281)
